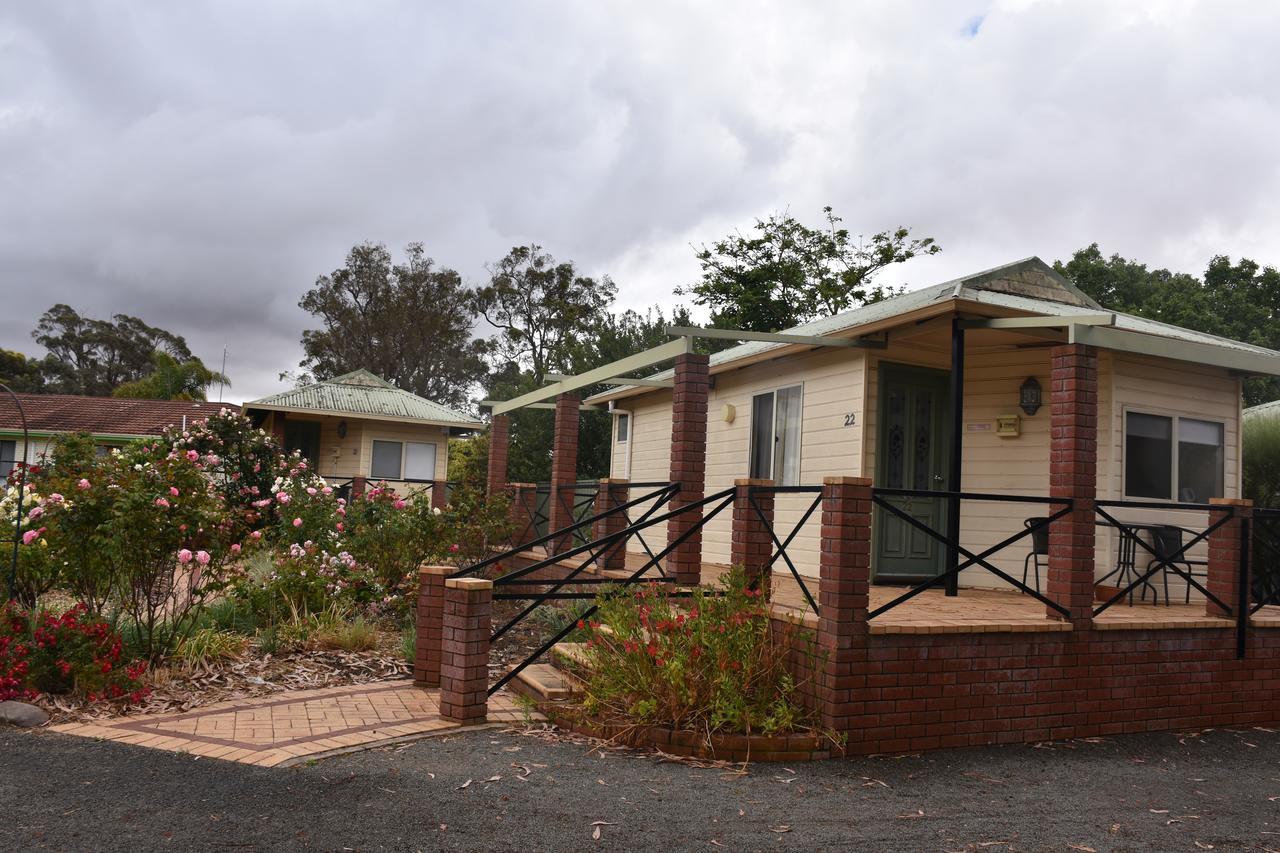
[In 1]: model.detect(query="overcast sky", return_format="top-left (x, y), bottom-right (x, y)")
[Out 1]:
top-left (3, 1), bottom-right (1279, 403)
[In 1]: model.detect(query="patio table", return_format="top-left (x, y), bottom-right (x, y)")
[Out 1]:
top-left (1093, 519), bottom-right (1168, 604)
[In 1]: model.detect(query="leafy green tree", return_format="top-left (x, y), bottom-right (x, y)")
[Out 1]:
top-left (112, 351), bottom-right (229, 401)
top-left (299, 242), bottom-right (490, 410)
top-left (475, 245), bottom-right (616, 383)
top-left (1055, 245), bottom-right (1280, 405)
top-left (1244, 415), bottom-right (1280, 508)
top-left (680, 207), bottom-right (940, 333)
top-left (33, 305), bottom-right (193, 396)
top-left (0, 349), bottom-right (44, 393)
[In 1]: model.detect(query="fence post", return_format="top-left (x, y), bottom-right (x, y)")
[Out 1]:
top-left (413, 565), bottom-right (451, 688)
top-left (817, 476), bottom-right (872, 735)
top-left (667, 352), bottom-right (710, 587)
top-left (351, 476), bottom-right (366, 499)
top-left (439, 577), bottom-right (493, 723)
top-left (732, 479), bottom-right (775, 595)
top-left (487, 414), bottom-right (510, 497)
top-left (1207, 498), bottom-right (1251, 618)
top-left (431, 480), bottom-right (448, 510)
top-left (594, 478), bottom-right (630, 571)
top-left (548, 393), bottom-right (580, 554)
top-left (1047, 343), bottom-right (1097, 626)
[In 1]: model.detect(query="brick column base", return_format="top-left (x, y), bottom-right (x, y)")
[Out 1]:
top-left (667, 352), bottom-right (710, 586)
top-left (594, 478), bottom-right (630, 571)
top-left (487, 414), bottom-right (510, 497)
top-left (1207, 498), bottom-right (1251, 618)
top-left (732, 479), bottom-right (775, 595)
top-left (431, 481), bottom-right (448, 510)
top-left (817, 476), bottom-right (872, 734)
top-left (439, 578), bottom-right (493, 723)
top-left (413, 565), bottom-right (451, 687)
top-left (1047, 343), bottom-right (1097, 625)
top-left (509, 483), bottom-right (538, 548)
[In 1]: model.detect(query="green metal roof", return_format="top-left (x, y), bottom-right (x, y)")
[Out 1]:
top-left (244, 370), bottom-right (481, 427)
top-left (589, 257), bottom-right (1280, 404)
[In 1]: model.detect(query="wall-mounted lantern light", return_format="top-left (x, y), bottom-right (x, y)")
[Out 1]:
top-left (337, 420), bottom-right (348, 439)
top-left (1019, 377), bottom-right (1042, 416)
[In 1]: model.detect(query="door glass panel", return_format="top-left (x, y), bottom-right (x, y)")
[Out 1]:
top-left (885, 386), bottom-right (906, 489)
top-left (912, 389), bottom-right (933, 491)
top-left (774, 385), bottom-right (802, 486)
top-left (749, 393), bottom-right (774, 479)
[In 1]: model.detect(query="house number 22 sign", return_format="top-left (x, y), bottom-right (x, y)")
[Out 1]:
top-left (843, 413), bottom-right (856, 427)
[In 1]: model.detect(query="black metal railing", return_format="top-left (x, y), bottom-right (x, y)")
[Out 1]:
top-left (453, 481), bottom-right (678, 580)
top-left (1251, 508), bottom-right (1280, 615)
top-left (484, 486), bottom-right (735, 696)
top-left (599, 481), bottom-right (672, 573)
top-left (868, 488), bottom-right (1074, 620)
top-left (746, 484), bottom-right (822, 614)
top-left (1091, 500), bottom-right (1231, 616)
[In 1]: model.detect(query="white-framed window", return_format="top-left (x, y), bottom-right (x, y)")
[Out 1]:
top-left (749, 384), bottom-right (803, 486)
top-left (615, 412), bottom-right (630, 443)
top-left (1123, 410), bottom-right (1225, 502)
top-left (370, 440), bottom-right (438, 481)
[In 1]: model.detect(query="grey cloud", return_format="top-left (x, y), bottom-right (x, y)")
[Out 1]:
top-left (3, 1), bottom-right (1280, 401)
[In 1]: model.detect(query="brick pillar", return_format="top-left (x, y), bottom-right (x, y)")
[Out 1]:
top-left (413, 565), bottom-right (451, 687)
top-left (1047, 344), bottom-right (1098, 625)
top-left (1206, 498), bottom-right (1251, 618)
top-left (487, 414), bottom-right (510, 497)
top-left (548, 393), bottom-right (580, 554)
top-left (509, 483), bottom-right (538, 547)
top-left (351, 476), bottom-right (366, 499)
top-left (666, 352), bottom-right (710, 586)
top-left (439, 578), bottom-right (492, 723)
top-left (817, 476), bottom-right (872, 734)
top-left (593, 478), bottom-right (630, 571)
top-left (732, 479), bottom-right (775, 595)
top-left (431, 480), bottom-right (448, 510)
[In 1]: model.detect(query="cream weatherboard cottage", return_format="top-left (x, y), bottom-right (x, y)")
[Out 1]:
top-left (486, 257), bottom-right (1270, 599)
top-left (242, 370), bottom-right (482, 499)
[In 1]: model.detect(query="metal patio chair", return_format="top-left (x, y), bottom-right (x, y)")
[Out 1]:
top-left (1022, 517), bottom-right (1049, 593)
top-left (1145, 524), bottom-right (1209, 605)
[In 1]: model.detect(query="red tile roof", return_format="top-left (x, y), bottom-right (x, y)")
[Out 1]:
top-left (0, 394), bottom-right (240, 437)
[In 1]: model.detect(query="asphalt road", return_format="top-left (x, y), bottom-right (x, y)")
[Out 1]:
top-left (2, 723), bottom-right (1279, 851)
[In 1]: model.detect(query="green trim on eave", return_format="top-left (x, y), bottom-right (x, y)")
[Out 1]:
top-left (0, 429), bottom-right (156, 442)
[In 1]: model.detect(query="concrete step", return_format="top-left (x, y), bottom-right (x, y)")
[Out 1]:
top-left (512, 662), bottom-right (581, 700)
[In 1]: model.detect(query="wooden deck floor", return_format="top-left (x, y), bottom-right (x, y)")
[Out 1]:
top-left (521, 547), bottom-right (1277, 634)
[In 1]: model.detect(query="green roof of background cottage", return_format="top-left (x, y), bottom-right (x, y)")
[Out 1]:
top-left (243, 370), bottom-right (481, 427)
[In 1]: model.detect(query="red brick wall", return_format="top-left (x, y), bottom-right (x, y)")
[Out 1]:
top-left (548, 393), bottom-right (580, 554)
top-left (487, 414), bottom-right (510, 497)
top-left (769, 617), bottom-right (1280, 754)
top-left (667, 353), bottom-right (709, 585)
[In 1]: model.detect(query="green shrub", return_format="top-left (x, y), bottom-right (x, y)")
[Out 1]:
top-left (1245, 414), bottom-right (1280, 508)
top-left (0, 603), bottom-right (148, 702)
top-left (314, 617), bottom-right (378, 652)
top-left (580, 568), bottom-right (818, 736)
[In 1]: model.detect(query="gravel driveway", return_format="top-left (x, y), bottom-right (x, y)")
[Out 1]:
top-left (2, 724), bottom-right (1278, 851)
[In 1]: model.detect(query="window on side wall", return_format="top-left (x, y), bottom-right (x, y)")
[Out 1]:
top-left (749, 385), bottom-right (802, 486)
top-left (615, 413), bottom-right (629, 443)
top-left (0, 440), bottom-right (14, 480)
top-left (370, 440), bottom-right (403, 480)
top-left (1123, 411), bottom-right (1225, 502)
top-left (403, 442), bottom-right (437, 481)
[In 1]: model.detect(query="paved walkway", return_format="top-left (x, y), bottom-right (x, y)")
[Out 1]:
top-left (50, 681), bottom-right (528, 767)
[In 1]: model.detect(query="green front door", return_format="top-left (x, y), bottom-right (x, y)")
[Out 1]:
top-left (873, 364), bottom-right (951, 583)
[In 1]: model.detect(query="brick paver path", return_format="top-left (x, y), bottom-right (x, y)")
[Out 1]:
top-left (50, 681), bottom-right (528, 768)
